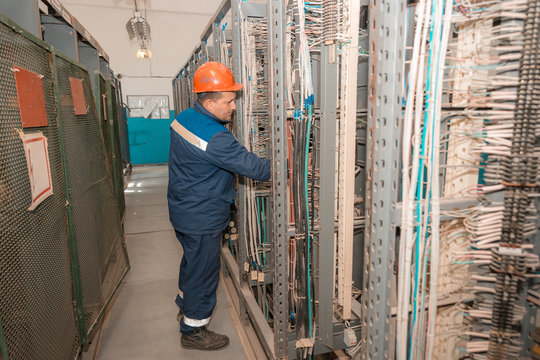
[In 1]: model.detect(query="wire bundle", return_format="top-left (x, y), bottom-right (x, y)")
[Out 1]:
top-left (397, 0), bottom-right (540, 358)
top-left (285, 0), bottom-right (316, 357)
top-left (397, 0), bottom-right (453, 358)
top-left (430, 0), bottom-right (540, 359)
top-left (237, 15), bottom-right (272, 319)
top-left (485, 1), bottom-right (540, 358)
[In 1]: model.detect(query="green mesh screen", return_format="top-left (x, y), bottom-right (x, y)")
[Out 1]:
top-left (54, 55), bottom-right (128, 333)
top-left (96, 74), bottom-right (113, 178)
top-left (114, 81), bottom-right (131, 168)
top-left (0, 23), bottom-right (80, 360)
top-left (107, 81), bottom-right (125, 217)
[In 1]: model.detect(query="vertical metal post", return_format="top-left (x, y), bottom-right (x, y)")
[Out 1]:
top-left (171, 79), bottom-right (177, 116)
top-left (269, 0), bottom-right (289, 357)
top-left (231, 0), bottom-right (248, 272)
top-left (337, 0), bottom-right (360, 320)
top-left (318, 43), bottom-right (338, 348)
top-left (362, 0), bottom-right (406, 358)
top-left (201, 40), bottom-right (208, 62)
top-left (94, 72), bottom-right (102, 123)
top-left (213, 21), bottom-right (222, 63)
top-left (106, 81), bottom-right (121, 211)
top-left (178, 74), bottom-right (183, 113)
top-left (51, 52), bottom-right (88, 345)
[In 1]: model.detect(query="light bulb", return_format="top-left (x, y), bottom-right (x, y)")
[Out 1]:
top-left (136, 47), bottom-right (152, 60)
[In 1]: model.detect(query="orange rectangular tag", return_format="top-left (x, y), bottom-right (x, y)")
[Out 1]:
top-left (13, 65), bottom-right (48, 128)
top-left (69, 77), bottom-right (87, 115)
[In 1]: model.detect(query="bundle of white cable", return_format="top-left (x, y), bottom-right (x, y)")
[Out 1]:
top-left (296, 0), bottom-right (315, 102)
top-left (397, 0), bottom-right (431, 357)
top-left (397, 0), bottom-right (454, 358)
top-left (426, 0), bottom-right (453, 357)
top-left (239, 15), bottom-right (271, 268)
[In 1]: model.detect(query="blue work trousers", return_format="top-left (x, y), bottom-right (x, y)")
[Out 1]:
top-left (175, 230), bottom-right (222, 334)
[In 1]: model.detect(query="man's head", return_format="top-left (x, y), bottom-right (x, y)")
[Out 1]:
top-left (193, 62), bottom-right (243, 121)
top-left (197, 91), bottom-right (237, 122)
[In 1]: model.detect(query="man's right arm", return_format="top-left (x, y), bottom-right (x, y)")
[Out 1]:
top-left (205, 131), bottom-right (270, 181)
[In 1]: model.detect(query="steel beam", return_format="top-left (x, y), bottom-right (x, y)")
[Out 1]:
top-left (337, 0), bottom-right (360, 321)
top-left (212, 21), bottom-right (221, 63)
top-left (268, 0), bottom-right (290, 357)
top-left (231, 0), bottom-right (249, 276)
top-left (200, 0), bottom-right (231, 42)
top-left (222, 247), bottom-right (275, 359)
top-left (43, 0), bottom-right (109, 61)
top-left (318, 43), bottom-right (339, 348)
top-left (362, 0), bottom-right (406, 359)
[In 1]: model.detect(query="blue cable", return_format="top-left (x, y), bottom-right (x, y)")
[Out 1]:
top-left (417, 0), bottom-right (447, 350)
top-left (305, 102), bottom-right (313, 339)
top-left (409, 0), bottom-right (436, 358)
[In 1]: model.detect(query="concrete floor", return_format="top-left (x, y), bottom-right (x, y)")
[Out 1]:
top-left (98, 165), bottom-right (247, 360)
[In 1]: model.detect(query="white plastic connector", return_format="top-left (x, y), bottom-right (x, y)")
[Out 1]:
top-left (344, 327), bottom-right (357, 347)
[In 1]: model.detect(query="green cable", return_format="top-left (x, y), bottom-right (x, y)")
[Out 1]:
top-left (305, 104), bottom-right (313, 338)
top-left (261, 197), bottom-right (268, 266)
top-left (228, 228), bottom-right (234, 256)
top-left (256, 196), bottom-right (262, 266)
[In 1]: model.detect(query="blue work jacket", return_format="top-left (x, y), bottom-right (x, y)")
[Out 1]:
top-left (167, 101), bottom-right (270, 234)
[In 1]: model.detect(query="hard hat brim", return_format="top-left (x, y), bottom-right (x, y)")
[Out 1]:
top-left (219, 83), bottom-right (244, 92)
top-left (193, 83), bottom-right (243, 93)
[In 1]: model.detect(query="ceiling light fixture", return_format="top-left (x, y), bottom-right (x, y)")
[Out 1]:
top-left (126, 0), bottom-right (152, 60)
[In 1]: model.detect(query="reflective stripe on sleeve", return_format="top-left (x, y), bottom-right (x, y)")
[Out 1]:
top-left (171, 120), bottom-right (208, 151)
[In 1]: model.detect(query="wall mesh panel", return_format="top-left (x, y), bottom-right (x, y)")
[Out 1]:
top-left (114, 80), bottom-right (131, 169)
top-left (108, 81), bottom-right (125, 217)
top-left (0, 23), bottom-right (80, 360)
top-left (54, 55), bottom-right (128, 333)
top-left (97, 75), bottom-right (113, 175)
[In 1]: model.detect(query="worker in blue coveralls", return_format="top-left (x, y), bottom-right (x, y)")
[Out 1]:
top-left (168, 61), bottom-right (270, 351)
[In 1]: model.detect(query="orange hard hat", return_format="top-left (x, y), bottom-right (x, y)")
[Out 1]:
top-left (193, 62), bottom-right (243, 93)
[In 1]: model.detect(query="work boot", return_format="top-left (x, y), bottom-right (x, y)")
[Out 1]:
top-left (176, 309), bottom-right (183, 321)
top-left (181, 327), bottom-right (230, 351)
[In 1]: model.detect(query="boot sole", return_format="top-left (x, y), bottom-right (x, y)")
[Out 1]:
top-left (181, 341), bottom-right (229, 351)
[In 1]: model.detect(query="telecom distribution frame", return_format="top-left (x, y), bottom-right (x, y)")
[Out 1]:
top-left (172, 1), bottom-right (540, 359)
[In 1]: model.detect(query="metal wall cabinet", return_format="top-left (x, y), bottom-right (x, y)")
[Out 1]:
top-left (41, 14), bottom-right (79, 60)
top-left (0, 0), bottom-right (41, 39)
